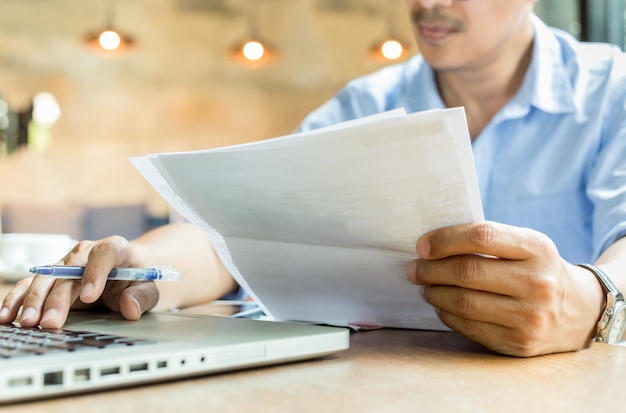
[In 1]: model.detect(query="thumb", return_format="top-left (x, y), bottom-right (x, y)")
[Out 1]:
top-left (103, 282), bottom-right (159, 320)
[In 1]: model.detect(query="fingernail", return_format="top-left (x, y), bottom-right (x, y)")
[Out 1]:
top-left (21, 307), bottom-right (36, 321)
top-left (406, 261), bottom-right (417, 281)
top-left (416, 239), bottom-right (431, 258)
top-left (0, 307), bottom-right (8, 317)
top-left (40, 308), bottom-right (58, 323)
top-left (131, 298), bottom-right (142, 316)
top-left (81, 283), bottom-right (94, 299)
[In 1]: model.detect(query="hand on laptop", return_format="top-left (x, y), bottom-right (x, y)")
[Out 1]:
top-left (0, 222), bottom-right (238, 329)
top-left (0, 235), bottom-right (159, 329)
top-left (406, 221), bottom-right (606, 357)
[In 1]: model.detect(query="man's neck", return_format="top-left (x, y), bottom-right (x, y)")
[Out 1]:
top-left (435, 26), bottom-right (535, 140)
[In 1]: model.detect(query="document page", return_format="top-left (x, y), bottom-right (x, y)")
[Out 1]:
top-left (131, 107), bottom-right (483, 330)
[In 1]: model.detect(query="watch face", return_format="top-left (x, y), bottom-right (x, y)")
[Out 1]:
top-left (607, 303), bottom-right (626, 344)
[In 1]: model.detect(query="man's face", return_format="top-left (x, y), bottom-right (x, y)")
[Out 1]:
top-left (406, 0), bottom-right (535, 72)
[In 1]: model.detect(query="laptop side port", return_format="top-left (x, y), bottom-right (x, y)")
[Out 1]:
top-left (43, 371), bottom-right (64, 386)
top-left (99, 366), bottom-right (121, 377)
top-left (74, 368), bottom-right (91, 383)
top-left (129, 362), bottom-right (149, 373)
top-left (8, 376), bottom-right (34, 388)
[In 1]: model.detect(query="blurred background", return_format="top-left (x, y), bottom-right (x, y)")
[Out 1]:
top-left (0, 0), bottom-right (623, 240)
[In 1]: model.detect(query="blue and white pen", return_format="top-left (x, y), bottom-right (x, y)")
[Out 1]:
top-left (29, 265), bottom-right (183, 281)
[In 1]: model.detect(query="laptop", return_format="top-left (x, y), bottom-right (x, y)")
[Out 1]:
top-left (0, 309), bottom-right (349, 404)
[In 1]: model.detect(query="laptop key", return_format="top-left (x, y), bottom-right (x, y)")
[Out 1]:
top-left (0, 323), bottom-right (157, 358)
top-left (0, 347), bottom-right (38, 358)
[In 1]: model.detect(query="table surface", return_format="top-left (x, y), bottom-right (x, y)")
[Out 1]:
top-left (2, 282), bottom-right (626, 413)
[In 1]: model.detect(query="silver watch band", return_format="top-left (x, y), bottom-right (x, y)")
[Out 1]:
top-left (577, 263), bottom-right (626, 344)
top-left (577, 263), bottom-right (624, 301)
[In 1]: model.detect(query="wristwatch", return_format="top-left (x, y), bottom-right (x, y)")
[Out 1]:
top-left (578, 263), bottom-right (626, 344)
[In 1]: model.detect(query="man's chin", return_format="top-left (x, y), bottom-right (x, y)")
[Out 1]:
top-left (419, 53), bottom-right (464, 72)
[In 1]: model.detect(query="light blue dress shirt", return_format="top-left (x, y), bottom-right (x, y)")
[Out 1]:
top-left (295, 15), bottom-right (626, 263)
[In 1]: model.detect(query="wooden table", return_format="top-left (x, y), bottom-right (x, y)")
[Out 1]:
top-left (2, 282), bottom-right (626, 412)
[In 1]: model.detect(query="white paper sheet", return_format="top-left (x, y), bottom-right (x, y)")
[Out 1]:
top-left (130, 107), bottom-right (484, 330)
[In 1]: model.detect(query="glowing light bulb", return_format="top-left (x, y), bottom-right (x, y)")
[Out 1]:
top-left (99, 30), bottom-right (121, 50)
top-left (32, 92), bottom-right (61, 128)
top-left (242, 41), bottom-right (265, 61)
top-left (381, 40), bottom-right (403, 60)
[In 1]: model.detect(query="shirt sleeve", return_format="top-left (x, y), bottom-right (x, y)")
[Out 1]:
top-left (220, 285), bottom-right (249, 301)
top-left (588, 53), bottom-right (626, 260)
top-left (295, 60), bottom-right (416, 132)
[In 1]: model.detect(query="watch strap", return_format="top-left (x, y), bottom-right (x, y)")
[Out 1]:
top-left (577, 263), bottom-right (624, 301)
top-left (577, 263), bottom-right (625, 343)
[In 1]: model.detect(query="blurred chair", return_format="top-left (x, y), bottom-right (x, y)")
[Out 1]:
top-left (82, 204), bottom-right (147, 241)
top-left (1, 203), bottom-right (149, 241)
top-left (1, 204), bottom-right (86, 240)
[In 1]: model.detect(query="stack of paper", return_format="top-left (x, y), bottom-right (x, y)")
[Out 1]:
top-left (131, 107), bottom-right (483, 330)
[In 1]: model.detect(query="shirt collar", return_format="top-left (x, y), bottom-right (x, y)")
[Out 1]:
top-left (404, 57), bottom-right (447, 111)
top-left (506, 14), bottom-right (577, 117)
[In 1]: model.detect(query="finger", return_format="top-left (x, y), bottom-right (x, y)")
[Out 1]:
top-left (421, 285), bottom-right (524, 328)
top-left (119, 283), bottom-right (159, 320)
top-left (409, 254), bottom-right (528, 296)
top-left (101, 281), bottom-right (159, 320)
top-left (435, 309), bottom-right (548, 357)
top-left (417, 221), bottom-right (556, 261)
top-left (78, 236), bottom-right (140, 304)
top-left (38, 279), bottom-right (83, 329)
top-left (0, 277), bottom-right (35, 323)
top-left (18, 276), bottom-right (58, 326)
top-left (54, 239), bottom-right (105, 304)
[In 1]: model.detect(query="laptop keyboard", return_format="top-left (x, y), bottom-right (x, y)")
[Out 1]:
top-left (0, 324), bottom-right (156, 359)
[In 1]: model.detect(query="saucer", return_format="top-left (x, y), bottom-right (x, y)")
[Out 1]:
top-left (0, 269), bottom-right (31, 284)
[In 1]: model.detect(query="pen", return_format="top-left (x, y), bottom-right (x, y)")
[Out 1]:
top-left (29, 265), bottom-right (183, 281)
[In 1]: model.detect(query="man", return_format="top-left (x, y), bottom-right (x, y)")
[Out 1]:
top-left (2, 0), bottom-right (626, 357)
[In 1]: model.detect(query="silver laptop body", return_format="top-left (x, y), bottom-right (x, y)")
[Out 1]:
top-left (0, 311), bottom-right (349, 404)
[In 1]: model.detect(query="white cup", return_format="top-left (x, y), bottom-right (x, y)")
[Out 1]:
top-left (0, 233), bottom-right (77, 273)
